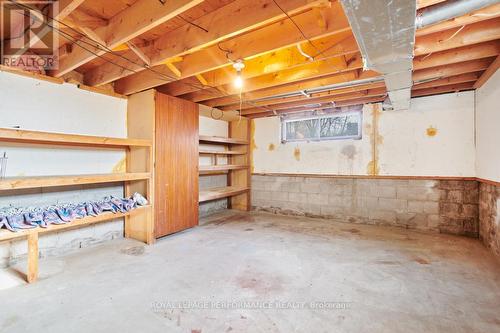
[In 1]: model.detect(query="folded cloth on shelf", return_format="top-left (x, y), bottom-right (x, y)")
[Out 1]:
top-left (24, 208), bottom-right (45, 227)
top-left (7, 212), bottom-right (37, 230)
top-left (109, 197), bottom-right (126, 213)
top-left (133, 193), bottom-right (148, 206)
top-left (73, 204), bottom-right (87, 219)
top-left (85, 202), bottom-right (98, 217)
top-left (56, 206), bottom-right (73, 223)
top-left (0, 214), bottom-right (14, 232)
top-left (98, 199), bottom-right (118, 213)
top-left (0, 192), bottom-right (148, 233)
top-left (44, 209), bottom-right (66, 226)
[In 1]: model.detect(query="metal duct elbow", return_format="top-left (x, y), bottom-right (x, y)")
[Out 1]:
top-left (416, 0), bottom-right (500, 29)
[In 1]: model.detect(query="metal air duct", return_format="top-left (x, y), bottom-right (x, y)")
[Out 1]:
top-left (340, 0), bottom-right (416, 111)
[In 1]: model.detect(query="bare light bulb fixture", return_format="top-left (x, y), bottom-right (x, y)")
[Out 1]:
top-left (233, 59), bottom-right (245, 89)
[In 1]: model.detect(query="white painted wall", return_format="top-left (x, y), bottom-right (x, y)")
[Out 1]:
top-left (0, 71), bottom-right (127, 176)
top-left (199, 115), bottom-right (228, 166)
top-left (253, 91), bottom-right (476, 177)
top-left (476, 70), bottom-right (500, 183)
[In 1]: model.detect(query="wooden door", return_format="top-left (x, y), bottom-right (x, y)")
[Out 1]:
top-left (155, 93), bottom-right (199, 237)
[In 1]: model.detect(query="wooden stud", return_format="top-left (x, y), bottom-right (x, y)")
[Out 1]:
top-left (27, 233), bottom-right (39, 283)
top-left (126, 42), bottom-right (151, 66)
top-left (165, 62), bottom-right (182, 78)
top-left (473, 55), bottom-right (500, 88)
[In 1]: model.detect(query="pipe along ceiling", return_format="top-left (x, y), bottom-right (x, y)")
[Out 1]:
top-left (340, 0), bottom-right (499, 111)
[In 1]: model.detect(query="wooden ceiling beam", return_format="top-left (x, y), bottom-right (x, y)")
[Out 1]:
top-left (160, 32), bottom-right (357, 97)
top-left (242, 70), bottom-right (482, 117)
top-left (413, 58), bottom-right (493, 83)
top-left (246, 95), bottom-right (386, 119)
top-left (202, 70), bottom-right (380, 108)
top-left (411, 82), bottom-right (475, 98)
top-left (56, 0), bottom-right (86, 20)
top-left (181, 53), bottom-right (363, 102)
top-left (414, 40), bottom-right (500, 70)
top-left (416, 0), bottom-right (446, 9)
top-left (94, 1), bottom-right (351, 92)
top-left (473, 55), bottom-right (500, 88)
top-left (212, 57), bottom-right (491, 111)
top-left (414, 17), bottom-right (500, 56)
top-left (242, 87), bottom-right (387, 115)
top-left (413, 72), bottom-right (482, 90)
top-left (51, 0), bottom-right (204, 77)
top-left (220, 82), bottom-right (387, 111)
top-left (170, 25), bottom-right (498, 105)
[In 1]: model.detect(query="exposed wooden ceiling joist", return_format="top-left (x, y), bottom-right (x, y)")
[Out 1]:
top-left (473, 55), bottom-right (500, 88)
top-left (52, 0), bottom-right (205, 77)
top-left (159, 32), bottom-right (357, 97)
top-left (89, 1), bottom-right (350, 92)
top-left (81, 0), bottom-right (334, 88)
top-left (412, 82), bottom-right (475, 97)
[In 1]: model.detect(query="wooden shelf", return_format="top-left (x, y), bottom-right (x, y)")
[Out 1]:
top-left (0, 128), bottom-right (152, 148)
top-left (199, 135), bottom-right (248, 145)
top-left (199, 149), bottom-right (246, 155)
top-left (199, 165), bottom-right (248, 173)
top-left (0, 205), bottom-right (151, 242)
top-left (199, 186), bottom-right (249, 202)
top-left (0, 173), bottom-right (151, 190)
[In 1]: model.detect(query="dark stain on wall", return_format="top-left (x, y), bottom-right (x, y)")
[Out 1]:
top-left (479, 183), bottom-right (500, 258)
top-left (438, 180), bottom-right (479, 237)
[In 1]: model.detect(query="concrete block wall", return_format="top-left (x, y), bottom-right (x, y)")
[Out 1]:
top-left (252, 175), bottom-right (479, 235)
top-left (199, 174), bottom-right (228, 217)
top-left (0, 184), bottom-right (124, 268)
top-left (479, 183), bottom-right (500, 258)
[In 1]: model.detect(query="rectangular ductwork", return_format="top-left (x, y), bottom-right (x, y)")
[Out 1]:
top-left (340, 0), bottom-right (417, 111)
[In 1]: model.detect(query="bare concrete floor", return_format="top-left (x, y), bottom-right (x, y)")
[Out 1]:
top-left (1, 210), bottom-right (500, 333)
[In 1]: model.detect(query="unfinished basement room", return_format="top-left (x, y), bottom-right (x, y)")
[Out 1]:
top-left (1, 0), bottom-right (500, 332)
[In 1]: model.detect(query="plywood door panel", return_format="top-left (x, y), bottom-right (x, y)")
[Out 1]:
top-left (155, 93), bottom-right (199, 237)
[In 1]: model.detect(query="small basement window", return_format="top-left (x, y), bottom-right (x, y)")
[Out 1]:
top-left (281, 111), bottom-right (362, 143)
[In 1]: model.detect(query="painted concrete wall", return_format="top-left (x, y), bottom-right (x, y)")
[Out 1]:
top-left (253, 91), bottom-right (475, 177)
top-left (476, 70), bottom-right (500, 183)
top-left (0, 71), bottom-right (127, 268)
top-left (199, 115), bottom-right (229, 216)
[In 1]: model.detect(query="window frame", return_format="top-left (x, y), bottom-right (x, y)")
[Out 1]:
top-left (280, 111), bottom-right (363, 143)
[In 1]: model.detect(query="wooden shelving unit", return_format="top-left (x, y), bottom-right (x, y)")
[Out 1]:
top-left (199, 149), bottom-right (246, 155)
top-left (199, 164), bottom-right (248, 173)
top-left (0, 128), bottom-right (154, 283)
top-left (0, 173), bottom-right (151, 190)
top-left (199, 186), bottom-right (250, 202)
top-left (199, 135), bottom-right (248, 145)
top-left (0, 205), bottom-right (151, 242)
top-left (198, 118), bottom-right (251, 211)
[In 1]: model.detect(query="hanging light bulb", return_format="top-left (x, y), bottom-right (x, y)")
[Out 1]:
top-left (233, 59), bottom-right (245, 89)
top-left (234, 72), bottom-right (244, 89)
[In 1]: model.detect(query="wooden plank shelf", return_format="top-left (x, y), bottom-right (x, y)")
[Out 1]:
top-left (199, 186), bottom-right (249, 202)
top-left (199, 165), bottom-right (248, 173)
top-left (0, 128), bottom-right (152, 148)
top-left (0, 173), bottom-right (151, 190)
top-left (199, 149), bottom-right (246, 155)
top-left (0, 205), bottom-right (151, 242)
top-left (199, 135), bottom-right (248, 145)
